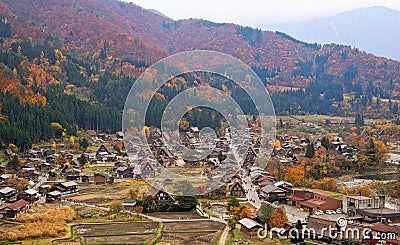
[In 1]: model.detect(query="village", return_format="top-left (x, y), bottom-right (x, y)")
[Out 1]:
top-left (1, 118), bottom-right (400, 245)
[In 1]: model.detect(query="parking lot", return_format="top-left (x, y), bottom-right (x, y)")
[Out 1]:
top-left (281, 204), bottom-right (310, 223)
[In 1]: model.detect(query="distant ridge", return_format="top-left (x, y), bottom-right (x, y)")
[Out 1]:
top-left (267, 6), bottom-right (400, 60)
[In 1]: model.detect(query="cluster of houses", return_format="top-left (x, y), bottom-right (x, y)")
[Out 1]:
top-left (271, 135), bottom-right (358, 170)
top-left (0, 131), bottom-right (129, 219)
top-left (1, 126), bottom-right (400, 245)
top-left (239, 192), bottom-right (400, 244)
top-left (0, 177), bottom-right (80, 218)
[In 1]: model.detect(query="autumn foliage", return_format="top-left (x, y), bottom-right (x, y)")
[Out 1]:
top-left (284, 165), bottom-right (305, 187)
top-left (269, 206), bottom-right (288, 228)
top-left (229, 205), bottom-right (253, 222)
top-left (0, 206), bottom-right (76, 242)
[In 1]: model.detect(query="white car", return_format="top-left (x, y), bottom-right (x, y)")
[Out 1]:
top-left (336, 209), bottom-right (342, 214)
top-left (314, 210), bottom-right (323, 215)
top-left (325, 210), bottom-right (333, 214)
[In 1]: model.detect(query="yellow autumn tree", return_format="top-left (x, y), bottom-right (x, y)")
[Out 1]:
top-left (56, 153), bottom-right (66, 165)
top-left (50, 122), bottom-right (63, 130)
top-left (143, 126), bottom-right (150, 136)
top-left (274, 139), bottom-right (282, 148)
top-left (284, 165), bottom-right (305, 187)
top-left (8, 143), bottom-right (19, 153)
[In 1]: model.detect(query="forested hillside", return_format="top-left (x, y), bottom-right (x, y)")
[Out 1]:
top-left (0, 0), bottom-right (399, 150)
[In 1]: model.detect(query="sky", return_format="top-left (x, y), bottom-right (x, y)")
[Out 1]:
top-left (127, 0), bottom-right (400, 29)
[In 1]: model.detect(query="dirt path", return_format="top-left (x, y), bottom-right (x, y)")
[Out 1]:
top-left (218, 224), bottom-right (229, 245)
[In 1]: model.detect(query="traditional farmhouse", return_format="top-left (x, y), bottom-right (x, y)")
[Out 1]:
top-left (229, 181), bottom-right (246, 198)
top-left (19, 189), bottom-right (40, 203)
top-left (116, 166), bottom-right (134, 179)
top-left (146, 187), bottom-right (175, 205)
top-left (140, 161), bottom-right (156, 179)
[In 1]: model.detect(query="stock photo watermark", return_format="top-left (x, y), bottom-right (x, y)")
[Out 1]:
top-left (122, 50), bottom-right (276, 196)
top-left (257, 217), bottom-right (396, 241)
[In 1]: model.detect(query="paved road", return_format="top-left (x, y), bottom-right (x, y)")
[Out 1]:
top-left (32, 173), bottom-right (49, 190)
top-left (241, 173), bottom-right (261, 209)
top-left (219, 224), bottom-right (230, 245)
top-left (281, 204), bottom-right (308, 223)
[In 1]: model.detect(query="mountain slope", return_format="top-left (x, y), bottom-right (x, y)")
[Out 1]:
top-left (2, 0), bottom-right (399, 97)
top-left (268, 6), bottom-right (400, 60)
top-left (0, 0), bottom-right (399, 149)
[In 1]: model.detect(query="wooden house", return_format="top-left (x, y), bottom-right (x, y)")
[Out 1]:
top-left (146, 187), bottom-right (175, 205)
top-left (150, 128), bottom-right (162, 140)
top-left (0, 187), bottom-right (17, 201)
top-left (94, 173), bottom-right (108, 184)
top-left (55, 181), bottom-right (78, 195)
top-left (122, 198), bottom-right (137, 211)
top-left (238, 218), bottom-right (263, 238)
top-left (81, 175), bottom-right (90, 183)
top-left (3, 199), bottom-right (30, 218)
top-left (140, 161), bottom-right (156, 178)
top-left (66, 168), bottom-right (81, 181)
top-left (19, 189), bottom-right (40, 203)
top-left (4, 149), bottom-right (14, 160)
top-left (261, 185), bottom-right (288, 203)
top-left (229, 181), bottom-right (246, 198)
top-left (96, 145), bottom-right (116, 162)
top-left (116, 166), bottom-right (134, 179)
top-left (46, 190), bottom-right (62, 203)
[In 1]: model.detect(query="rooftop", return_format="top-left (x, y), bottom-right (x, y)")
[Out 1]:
top-left (7, 199), bottom-right (29, 211)
top-left (238, 218), bottom-right (263, 229)
top-left (345, 194), bottom-right (373, 200)
top-left (360, 208), bottom-right (400, 215)
top-left (61, 181), bottom-right (78, 188)
top-left (24, 189), bottom-right (38, 195)
top-left (0, 187), bottom-right (15, 194)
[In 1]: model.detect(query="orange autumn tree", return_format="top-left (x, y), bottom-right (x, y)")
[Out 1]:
top-left (339, 186), bottom-right (375, 198)
top-left (269, 206), bottom-right (288, 228)
top-left (230, 206), bottom-right (253, 222)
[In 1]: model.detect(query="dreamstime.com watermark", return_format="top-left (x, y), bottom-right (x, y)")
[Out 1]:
top-left (122, 50), bottom-right (276, 196)
top-left (257, 217), bottom-right (396, 241)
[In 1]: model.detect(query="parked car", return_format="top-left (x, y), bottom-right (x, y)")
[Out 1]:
top-left (314, 210), bottom-right (323, 215)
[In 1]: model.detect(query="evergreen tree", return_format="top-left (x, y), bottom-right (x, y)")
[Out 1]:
top-left (355, 113), bottom-right (364, 127)
top-left (79, 138), bottom-right (89, 150)
top-left (305, 142), bottom-right (315, 158)
top-left (321, 136), bottom-right (332, 150)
